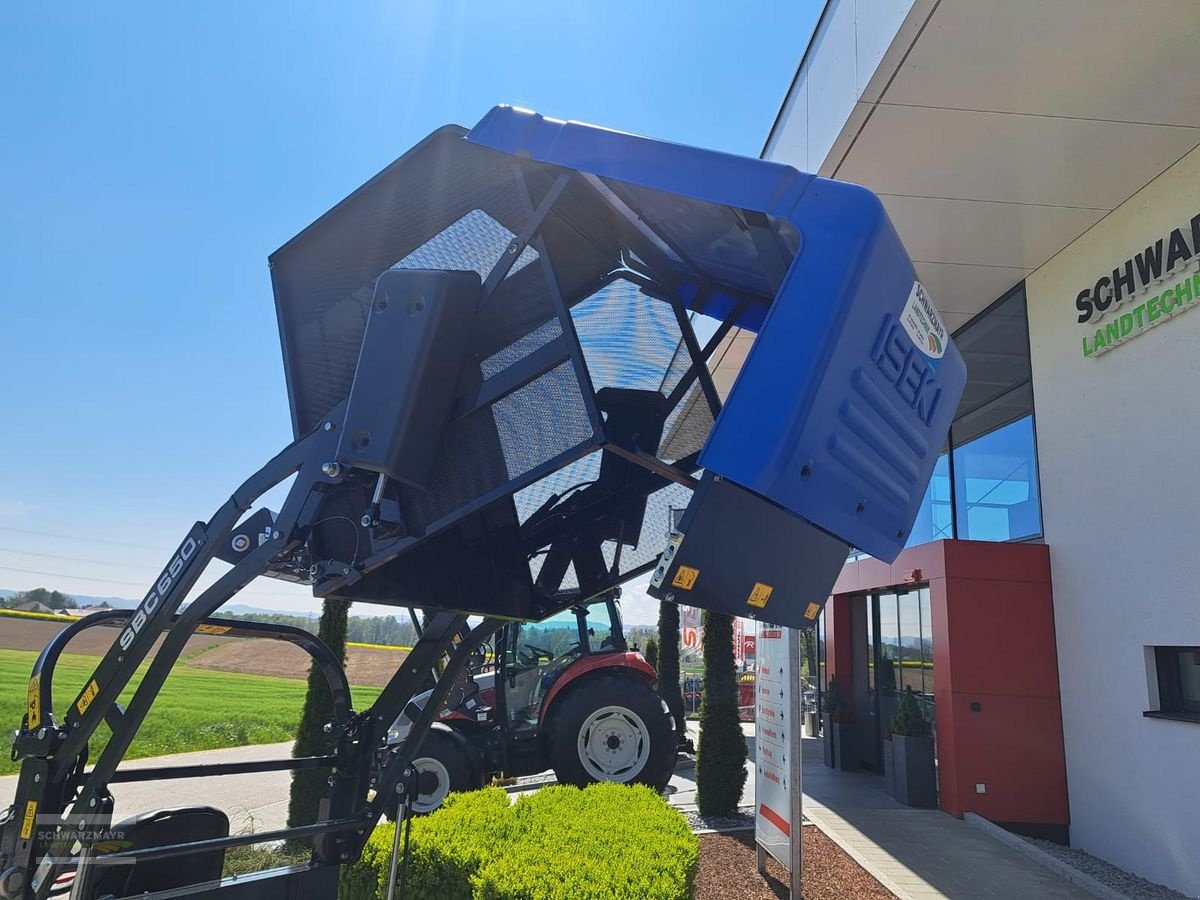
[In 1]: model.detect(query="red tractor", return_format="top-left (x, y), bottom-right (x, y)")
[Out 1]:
top-left (383, 594), bottom-right (676, 813)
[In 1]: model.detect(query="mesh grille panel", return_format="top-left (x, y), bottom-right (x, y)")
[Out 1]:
top-left (492, 362), bottom-right (593, 481)
top-left (481, 318), bottom-right (563, 380)
top-left (403, 361), bottom-right (592, 530)
top-left (571, 279), bottom-right (682, 395)
top-left (391, 209), bottom-right (539, 280)
top-left (659, 382), bottom-right (715, 464)
top-left (513, 451), bottom-right (602, 524)
top-left (619, 482), bottom-right (693, 578)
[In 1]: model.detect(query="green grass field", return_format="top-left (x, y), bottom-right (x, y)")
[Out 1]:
top-left (0, 649), bottom-right (382, 777)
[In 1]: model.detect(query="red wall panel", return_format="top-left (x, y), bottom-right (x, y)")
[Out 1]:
top-left (832, 540), bottom-right (1069, 828)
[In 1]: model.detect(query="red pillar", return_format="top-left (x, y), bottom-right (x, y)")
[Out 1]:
top-left (825, 593), bottom-right (855, 720)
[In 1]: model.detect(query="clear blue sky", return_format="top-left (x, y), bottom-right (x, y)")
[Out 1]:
top-left (0, 2), bottom-right (819, 622)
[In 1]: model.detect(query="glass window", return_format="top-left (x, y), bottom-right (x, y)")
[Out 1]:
top-left (951, 287), bottom-right (1032, 424)
top-left (905, 453), bottom-right (952, 548)
top-left (513, 610), bottom-right (580, 665)
top-left (584, 604), bottom-right (617, 652)
top-left (952, 414), bottom-right (1041, 542)
top-left (898, 591), bottom-right (922, 694)
top-left (919, 587), bottom-right (934, 696)
top-left (877, 593), bottom-right (899, 695)
top-left (866, 598), bottom-right (876, 694)
top-left (817, 611), bottom-right (827, 692)
top-left (1153, 646), bottom-right (1200, 717)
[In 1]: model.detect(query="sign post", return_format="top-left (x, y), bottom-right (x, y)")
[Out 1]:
top-left (754, 623), bottom-right (803, 897)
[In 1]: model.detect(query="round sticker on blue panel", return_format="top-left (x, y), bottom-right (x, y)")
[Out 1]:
top-left (900, 281), bottom-right (947, 360)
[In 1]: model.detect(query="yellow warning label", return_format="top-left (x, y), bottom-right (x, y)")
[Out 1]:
top-left (746, 582), bottom-right (774, 608)
top-left (804, 602), bottom-right (821, 620)
top-left (27, 675), bottom-right (41, 731)
top-left (195, 624), bottom-right (232, 635)
top-left (20, 800), bottom-right (37, 840)
top-left (75, 679), bottom-right (100, 717)
top-left (671, 566), bottom-right (699, 590)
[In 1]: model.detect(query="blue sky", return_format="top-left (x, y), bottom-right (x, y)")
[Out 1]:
top-left (0, 2), bottom-right (819, 623)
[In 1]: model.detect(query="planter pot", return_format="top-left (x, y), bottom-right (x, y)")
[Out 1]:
top-left (804, 711), bottom-right (821, 739)
top-left (883, 738), bottom-right (895, 796)
top-left (822, 714), bottom-right (835, 767)
top-left (833, 723), bottom-right (857, 772)
top-left (891, 734), bottom-right (937, 808)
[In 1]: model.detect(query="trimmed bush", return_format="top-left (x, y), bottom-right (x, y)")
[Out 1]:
top-left (341, 783), bottom-right (698, 900)
top-left (656, 602), bottom-right (686, 735)
top-left (288, 597), bottom-right (349, 834)
top-left (695, 610), bottom-right (747, 816)
top-left (644, 637), bottom-right (659, 675)
top-left (891, 686), bottom-right (929, 737)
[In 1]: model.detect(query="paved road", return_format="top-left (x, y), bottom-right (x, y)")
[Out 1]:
top-left (0, 742), bottom-right (297, 835)
top-left (1, 723), bottom-right (758, 837)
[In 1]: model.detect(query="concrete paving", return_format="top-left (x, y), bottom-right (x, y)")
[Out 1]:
top-left (0, 742), bottom-right (296, 836)
top-left (793, 731), bottom-right (1094, 900)
top-left (2, 725), bottom-right (1098, 899)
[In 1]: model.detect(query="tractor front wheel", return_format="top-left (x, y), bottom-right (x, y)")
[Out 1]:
top-left (384, 726), bottom-right (480, 818)
top-left (548, 674), bottom-right (675, 791)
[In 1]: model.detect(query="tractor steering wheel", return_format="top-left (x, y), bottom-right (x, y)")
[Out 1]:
top-left (520, 643), bottom-right (554, 665)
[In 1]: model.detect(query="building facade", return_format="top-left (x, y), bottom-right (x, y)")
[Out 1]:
top-left (761, 1), bottom-right (1200, 893)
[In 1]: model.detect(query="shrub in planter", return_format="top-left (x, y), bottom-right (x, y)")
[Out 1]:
top-left (889, 687), bottom-right (937, 808)
top-left (821, 677), bottom-right (855, 770)
top-left (341, 783), bottom-right (699, 900)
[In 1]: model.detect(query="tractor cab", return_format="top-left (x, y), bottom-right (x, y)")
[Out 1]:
top-left (499, 596), bottom-right (626, 728)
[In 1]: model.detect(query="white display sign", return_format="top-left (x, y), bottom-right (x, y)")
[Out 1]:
top-left (755, 624), bottom-right (802, 895)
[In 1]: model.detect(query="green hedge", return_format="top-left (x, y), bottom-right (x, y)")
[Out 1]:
top-left (341, 783), bottom-right (698, 900)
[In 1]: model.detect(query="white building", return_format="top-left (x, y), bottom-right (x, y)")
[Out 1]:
top-left (763, 1), bottom-right (1200, 894)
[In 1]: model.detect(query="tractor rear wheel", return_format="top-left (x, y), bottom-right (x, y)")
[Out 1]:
top-left (547, 674), bottom-right (675, 791)
top-left (384, 726), bottom-right (480, 818)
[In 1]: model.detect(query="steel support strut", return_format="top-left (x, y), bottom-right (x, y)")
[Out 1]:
top-left (0, 414), bottom-right (343, 899)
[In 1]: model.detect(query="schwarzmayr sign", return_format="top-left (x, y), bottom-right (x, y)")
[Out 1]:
top-left (1074, 213), bottom-right (1200, 357)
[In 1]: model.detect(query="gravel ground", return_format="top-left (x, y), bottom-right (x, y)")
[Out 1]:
top-left (684, 804), bottom-right (756, 833)
top-left (1023, 838), bottom-right (1193, 900)
top-left (695, 829), bottom-right (893, 900)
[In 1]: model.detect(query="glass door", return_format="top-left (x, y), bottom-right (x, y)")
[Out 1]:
top-left (870, 587), bottom-right (936, 764)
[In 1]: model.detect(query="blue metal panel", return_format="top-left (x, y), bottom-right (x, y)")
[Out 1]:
top-left (466, 106), bottom-right (814, 219)
top-left (700, 178), bottom-right (965, 562)
top-left (468, 105), bottom-right (966, 563)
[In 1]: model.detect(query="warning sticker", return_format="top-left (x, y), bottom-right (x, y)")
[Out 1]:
top-left (20, 800), bottom-right (37, 840)
top-left (746, 582), bottom-right (774, 609)
top-left (804, 602), bottom-right (821, 620)
top-left (671, 566), bottom-right (699, 590)
top-left (900, 281), bottom-right (947, 360)
top-left (27, 675), bottom-right (41, 731)
top-left (75, 679), bottom-right (100, 717)
top-left (195, 624), bottom-right (232, 635)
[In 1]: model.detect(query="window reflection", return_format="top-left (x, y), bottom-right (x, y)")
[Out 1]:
top-left (898, 592), bottom-right (922, 694)
top-left (905, 453), bottom-right (952, 548)
top-left (953, 415), bottom-right (1041, 541)
top-left (919, 588), bottom-right (934, 695)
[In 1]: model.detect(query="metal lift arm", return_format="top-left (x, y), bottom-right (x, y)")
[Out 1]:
top-left (1, 105), bottom-right (967, 899)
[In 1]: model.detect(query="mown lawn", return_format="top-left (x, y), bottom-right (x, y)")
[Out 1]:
top-left (0, 649), bottom-right (382, 776)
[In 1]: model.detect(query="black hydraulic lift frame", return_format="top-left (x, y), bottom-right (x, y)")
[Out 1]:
top-left (0, 161), bottom-right (749, 900)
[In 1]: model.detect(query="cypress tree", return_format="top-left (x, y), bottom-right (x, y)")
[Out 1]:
top-left (656, 601), bottom-right (686, 737)
top-left (696, 610), bottom-right (748, 816)
top-left (644, 637), bottom-right (660, 674)
top-left (287, 598), bottom-right (350, 830)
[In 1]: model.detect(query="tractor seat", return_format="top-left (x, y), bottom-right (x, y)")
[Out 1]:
top-left (84, 806), bottom-right (229, 898)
